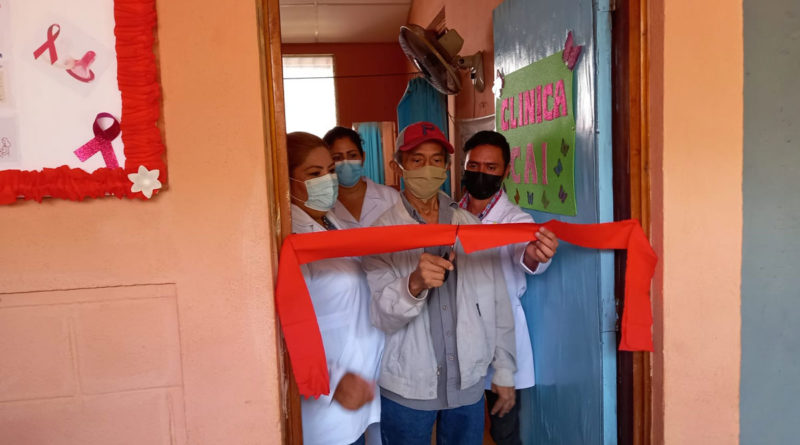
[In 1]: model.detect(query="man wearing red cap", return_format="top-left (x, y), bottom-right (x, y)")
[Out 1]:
top-left (362, 122), bottom-right (516, 445)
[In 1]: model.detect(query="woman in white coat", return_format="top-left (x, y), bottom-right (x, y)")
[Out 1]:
top-left (458, 131), bottom-right (559, 445)
top-left (323, 127), bottom-right (400, 229)
top-left (288, 131), bottom-right (384, 445)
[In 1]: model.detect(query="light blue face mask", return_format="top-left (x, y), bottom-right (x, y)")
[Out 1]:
top-left (292, 173), bottom-right (339, 211)
top-left (335, 160), bottom-right (364, 187)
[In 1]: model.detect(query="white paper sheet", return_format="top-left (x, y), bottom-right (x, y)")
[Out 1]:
top-left (0, 0), bottom-right (123, 172)
top-left (0, 114), bottom-right (19, 164)
top-left (0, 0), bottom-right (12, 107)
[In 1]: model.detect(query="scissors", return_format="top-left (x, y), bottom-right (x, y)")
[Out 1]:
top-left (442, 224), bottom-right (459, 282)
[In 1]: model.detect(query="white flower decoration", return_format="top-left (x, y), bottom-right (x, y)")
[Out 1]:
top-left (492, 69), bottom-right (505, 99)
top-left (128, 165), bottom-right (162, 199)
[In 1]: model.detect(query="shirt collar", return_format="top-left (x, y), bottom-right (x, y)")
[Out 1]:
top-left (458, 189), bottom-right (503, 221)
top-left (400, 191), bottom-right (457, 224)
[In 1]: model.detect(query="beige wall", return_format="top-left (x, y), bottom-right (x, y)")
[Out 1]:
top-left (650, 0), bottom-right (743, 444)
top-left (0, 0), bottom-right (283, 443)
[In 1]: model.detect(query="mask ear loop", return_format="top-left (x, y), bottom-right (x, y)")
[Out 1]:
top-left (289, 173), bottom-right (336, 187)
top-left (289, 177), bottom-right (309, 203)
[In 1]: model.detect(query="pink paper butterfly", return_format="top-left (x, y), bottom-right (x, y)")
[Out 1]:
top-left (563, 31), bottom-right (583, 71)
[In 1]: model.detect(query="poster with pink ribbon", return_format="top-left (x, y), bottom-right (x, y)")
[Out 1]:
top-left (0, 0), bottom-right (166, 204)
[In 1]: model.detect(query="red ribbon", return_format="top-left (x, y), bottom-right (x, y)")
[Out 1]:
top-left (74, 113), bottom-right (121, 169)
top-left (33, 24), bottom-right (61, 65)
top-left (276, 219), bottom-right (657, 397)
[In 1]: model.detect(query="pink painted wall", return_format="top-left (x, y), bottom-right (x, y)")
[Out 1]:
top-left (0, 1), bottom-right (283, 444)
top-left (282, 43), bottom-right (409, 128)
top-left (650, 1), bottom-right (743, 444)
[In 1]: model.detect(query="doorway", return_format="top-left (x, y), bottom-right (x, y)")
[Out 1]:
top-left (257, 0), bottom-right (652, 443)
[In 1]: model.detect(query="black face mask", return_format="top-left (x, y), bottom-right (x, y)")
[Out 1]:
top-left (462, 170), bottom-right (505, 200)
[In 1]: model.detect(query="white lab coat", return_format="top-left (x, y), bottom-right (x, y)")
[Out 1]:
top-left (292, 205), bottom-right (384, 445)
top-left (482, 190), bottom-right (550, 390)
top-left (332, 177), bottom-right (401, 229)
top-left (330, 179), bottom-right (397, 445)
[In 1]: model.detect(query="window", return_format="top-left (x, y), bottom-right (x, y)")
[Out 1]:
top-left (282, 55), bottom-right (337, 138)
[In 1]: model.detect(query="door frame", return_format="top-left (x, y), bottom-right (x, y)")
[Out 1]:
top-left (256, 0), bottom-right (301, 443)
top-left (612, 1), bottom-right (652, 444)
top-left (256, 0), bottom-right (654, 442)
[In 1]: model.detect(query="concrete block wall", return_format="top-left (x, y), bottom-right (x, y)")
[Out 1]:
top-left (0, 285), bottom-right (187, 444)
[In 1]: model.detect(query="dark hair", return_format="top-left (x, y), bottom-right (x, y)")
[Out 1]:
top-left (393, 142), bottom-right (451, 167)
top-left (463, 131), bottom-right (511, 167)
top-left (287, 132), bottom-right (327, 173)
top-left (322, 126), bottom-right (364, 156)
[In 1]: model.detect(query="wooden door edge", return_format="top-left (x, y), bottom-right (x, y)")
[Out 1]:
top-left (633, 1), bottom-right (652, 443)
top-left (256, 0), bottom-right (301, 443)
top-left (612, 0), bottom-right (652, 444)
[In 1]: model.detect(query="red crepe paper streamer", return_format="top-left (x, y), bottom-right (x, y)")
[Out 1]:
top-left (276, 219), bottom-right (657, 398)
top-left (0, 0), bottom-right (166, 204)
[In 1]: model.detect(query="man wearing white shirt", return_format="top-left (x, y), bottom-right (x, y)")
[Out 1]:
top-left (458, 131), bottom-right (559, 445)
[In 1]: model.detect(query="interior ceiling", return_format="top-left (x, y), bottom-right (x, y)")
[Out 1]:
top-left (279, 0), bottom-right (412, 44)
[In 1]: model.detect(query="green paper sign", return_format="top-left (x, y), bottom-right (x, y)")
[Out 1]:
top-left (496, 51), bottom-right (577, 216)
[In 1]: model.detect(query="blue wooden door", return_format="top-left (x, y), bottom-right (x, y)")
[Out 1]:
top-left (493, 0), bottom-right (616, 444)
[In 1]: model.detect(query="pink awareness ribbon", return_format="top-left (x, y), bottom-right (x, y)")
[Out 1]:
top-left (73, 113), bottom-right (121, 169)
top-left (33, 24), bottom-right (61, 65)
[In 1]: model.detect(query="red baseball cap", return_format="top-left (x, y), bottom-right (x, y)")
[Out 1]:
top-left (396, 121), bottom-right (454, 154)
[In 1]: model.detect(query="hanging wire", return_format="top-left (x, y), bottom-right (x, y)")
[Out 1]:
top-left (283, 70), bottom-right (463, 127)
top-left (283, 71), bottom-right (422, 80)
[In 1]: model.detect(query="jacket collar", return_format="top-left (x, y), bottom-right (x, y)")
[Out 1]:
top-left (359, 178), bottom-right (380, 220)
top-left (291, 204), bottom-right (329, 234)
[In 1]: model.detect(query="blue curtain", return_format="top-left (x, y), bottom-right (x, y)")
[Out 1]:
top-left (396, 77), bottom-right (451, 193)
top-left (397, 77), bottom-right (448, 133)
top-left (356, 123), bottom-right (385, 184)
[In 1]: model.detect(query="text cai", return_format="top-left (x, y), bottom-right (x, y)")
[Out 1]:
top-left (508, 142), bottom-right (548, 185)
top-left (500, 79), bottom-right (568, 131)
